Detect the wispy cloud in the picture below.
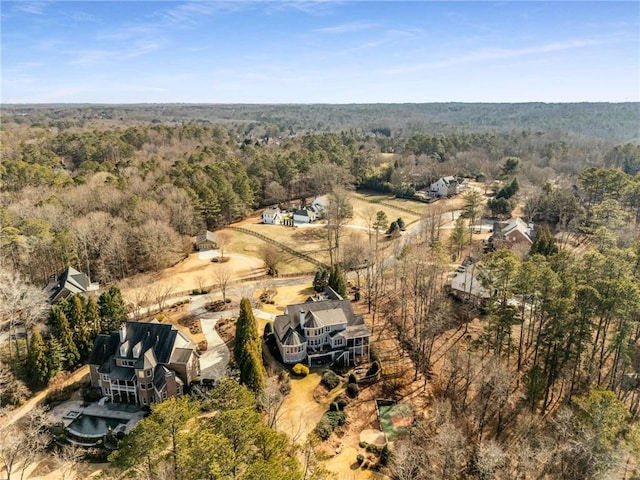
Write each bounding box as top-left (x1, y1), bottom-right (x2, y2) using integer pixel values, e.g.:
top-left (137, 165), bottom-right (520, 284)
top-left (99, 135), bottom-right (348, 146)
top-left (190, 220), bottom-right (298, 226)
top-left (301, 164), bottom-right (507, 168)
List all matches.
top-left (382, 39), bottom-right (599, 75)
top-left (69, 40), bottom-right (162, 65)
top-left (13, 1), bottom-right (51, 15)
top-left (315, 21), bottom-right (378, 34)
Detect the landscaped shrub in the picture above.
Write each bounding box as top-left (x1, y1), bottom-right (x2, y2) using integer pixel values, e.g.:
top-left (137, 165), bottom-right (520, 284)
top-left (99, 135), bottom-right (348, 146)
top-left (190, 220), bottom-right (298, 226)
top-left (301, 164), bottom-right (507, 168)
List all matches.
top-left (347, 382), bottom-right (359, 397)
top-left (329, 402), bottom-right (339, 412)
top-left (292, 363), bottom-right (309, 377)
top-left (336, 397), bottom-right (348, 411)
top-left (315, 416), bottom-right (334, 440)
top-left (321, 370), bottom-right (340, 390)
top-left (348, 373), bottom-right (357, 385)
top-left (366, 361), bottom-right (380, 377)
top-left (325, 410), bottom-right (347, 427)
top-left (81, 386), bottom-right (102, 402)
top-left (366, 443), bottom-right (380, 454)
top-left (356, 454), bottom-right (365, 465)
top-left (359, 441), bottom-right (368, 449)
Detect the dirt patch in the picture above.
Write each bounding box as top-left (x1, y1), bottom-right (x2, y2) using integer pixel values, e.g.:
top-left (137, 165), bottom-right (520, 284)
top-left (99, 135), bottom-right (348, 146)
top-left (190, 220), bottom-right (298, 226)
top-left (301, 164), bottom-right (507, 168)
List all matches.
top-left (275, 373), bottom-right (332, 443)
top-left (360, 429), bottom-right (386, 447)
top-left (243, 245), bottom-right (258, 252)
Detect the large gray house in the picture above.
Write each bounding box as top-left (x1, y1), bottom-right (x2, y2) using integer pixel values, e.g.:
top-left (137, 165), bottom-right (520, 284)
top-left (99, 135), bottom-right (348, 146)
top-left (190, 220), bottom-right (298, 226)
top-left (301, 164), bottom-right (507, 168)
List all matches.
top-left (88, 320), bottom-right (200, 406)
top-left (274, 288), bottom-right (370, 366)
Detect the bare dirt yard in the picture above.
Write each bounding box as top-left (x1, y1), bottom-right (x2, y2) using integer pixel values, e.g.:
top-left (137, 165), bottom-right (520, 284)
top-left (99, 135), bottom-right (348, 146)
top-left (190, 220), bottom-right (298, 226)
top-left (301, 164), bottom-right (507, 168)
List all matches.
top-left (119, 250), bottom-right (265, 306)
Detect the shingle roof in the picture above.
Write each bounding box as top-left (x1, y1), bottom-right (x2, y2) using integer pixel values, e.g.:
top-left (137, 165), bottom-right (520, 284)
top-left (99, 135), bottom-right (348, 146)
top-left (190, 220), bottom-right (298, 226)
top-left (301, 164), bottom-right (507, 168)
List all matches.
top-left (153, 365), bottom-right (171, 391)
top-left (170, 347), bottom-right (194, 364)
top-left (89, 333), bottom-right (119, 366)
top-left (196, 231), bottom-right (217, 244)
top-left (450, 267), bottom-right (490, 299)
top-left (274, 292), bottom-right (370, 346)
top-left (45, 267), bottom-right (95, 303)
top-left (116, 322), bottom-right (181, 364)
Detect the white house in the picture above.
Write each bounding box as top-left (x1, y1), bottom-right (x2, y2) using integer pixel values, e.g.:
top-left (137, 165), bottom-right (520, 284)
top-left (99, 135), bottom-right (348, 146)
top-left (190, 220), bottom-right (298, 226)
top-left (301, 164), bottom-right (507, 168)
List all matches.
top-left (262, 207), bottom-right (283, 225)
top-left (311, 195), bottom-right (330, 218)
top-left (430, 176), bottom-right (459, 198)
top-left (274, 288), bottom-right (371, 366)
top-left (293, 208), bottom-right (317, 223)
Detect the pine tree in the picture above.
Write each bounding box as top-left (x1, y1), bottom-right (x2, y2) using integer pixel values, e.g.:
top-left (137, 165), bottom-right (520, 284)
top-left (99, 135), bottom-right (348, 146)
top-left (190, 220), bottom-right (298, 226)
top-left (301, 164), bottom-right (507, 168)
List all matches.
top-left (234, 298), bottom-right (266, 395)
top-left (47, 337), bottom-right (66, 378)
top-left (85, 296), bottom-right (100, 337)
top-left (28, 327), bottom-right (50, 387)
top-left (51, 307), bottom-right (80, 370)
top-left (98, 286), bottom-right (128, 334)
top-left (328, 265), bottom-right (347, 297)
top-left (65, 294), bottom-right (93, 361)
top-left (530, 224), bottom-right (558, 257)
top-left (313, 267), bottom-right (329, 293)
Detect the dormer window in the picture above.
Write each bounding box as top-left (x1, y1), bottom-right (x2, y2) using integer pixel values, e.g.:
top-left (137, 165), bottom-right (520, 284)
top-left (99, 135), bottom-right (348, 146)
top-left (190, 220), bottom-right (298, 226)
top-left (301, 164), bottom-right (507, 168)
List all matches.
top-left (133, 342), bottom-right (142, 359)
top-left (120, 340), bottom-right (129, 358)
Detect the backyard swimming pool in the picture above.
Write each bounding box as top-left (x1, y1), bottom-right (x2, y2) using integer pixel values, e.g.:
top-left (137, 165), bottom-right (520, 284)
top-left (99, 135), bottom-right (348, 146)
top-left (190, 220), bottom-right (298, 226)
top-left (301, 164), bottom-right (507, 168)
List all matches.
top-left (66, 414), bottom-right (128, 445)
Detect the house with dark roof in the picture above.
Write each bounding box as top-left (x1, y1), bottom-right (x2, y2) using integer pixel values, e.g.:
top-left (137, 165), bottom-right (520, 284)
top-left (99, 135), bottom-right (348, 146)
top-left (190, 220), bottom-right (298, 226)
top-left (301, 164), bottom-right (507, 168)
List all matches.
top-left (293, 207), bottom-right (317, 224)
top-left (88, 320), bottom-right (200, 406)
top-left (274, 288), bottom-right (370, 366)
top-left (44, 266), bottom-right (99, 304)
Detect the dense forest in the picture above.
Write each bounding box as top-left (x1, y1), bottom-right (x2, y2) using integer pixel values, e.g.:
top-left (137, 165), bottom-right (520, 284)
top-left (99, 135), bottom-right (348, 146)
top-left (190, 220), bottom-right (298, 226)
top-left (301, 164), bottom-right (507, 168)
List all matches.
top-left (2, 104), bottom-right (639, 286)
top-left (4, 103), bottom-right (640, 141)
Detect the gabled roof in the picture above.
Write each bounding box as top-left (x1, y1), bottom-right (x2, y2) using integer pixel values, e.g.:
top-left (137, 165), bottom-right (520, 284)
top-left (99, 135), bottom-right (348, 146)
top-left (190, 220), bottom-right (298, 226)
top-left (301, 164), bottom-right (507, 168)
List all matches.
top-left (493, 218), bottom-right (533, 244)
top-left (196, 231), bottom-right (217, 244)
top-left (170, 347), bottom-right (194, 364)
top-left (89, 333), bottom-right (120, 366)
top-left (153, 365), bottom-right (171, 391)
top-left (294, 209), bottom-right (310, 217)
top-left (45, 266), bottom-right (97, 303)
top-left (450, 266), bottom-right (490, 299)
top-left (263, 207), bottom-right (281, 215)
top-left (274, 289), bottom-right (369, 346)
top-left (115, 322), bottom-right (184, 364)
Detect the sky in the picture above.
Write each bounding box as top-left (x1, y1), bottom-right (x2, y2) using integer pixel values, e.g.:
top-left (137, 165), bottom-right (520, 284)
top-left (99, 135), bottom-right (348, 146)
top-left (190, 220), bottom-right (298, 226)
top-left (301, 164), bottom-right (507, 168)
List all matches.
top-left (1, 1), bottom-right (639, 103)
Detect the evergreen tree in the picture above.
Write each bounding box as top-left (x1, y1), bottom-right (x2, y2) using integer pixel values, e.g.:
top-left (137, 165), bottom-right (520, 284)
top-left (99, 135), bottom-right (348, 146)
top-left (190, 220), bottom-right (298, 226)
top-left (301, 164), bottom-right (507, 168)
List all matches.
top-left (65, 294), bottom-right (93, 361)
top-left (98, 286), bottom-right (128, 334)
top-left (234, 298), bottom-right (266, 396)
top-left (530, 224), bottom-right (559, 257)
top-left (387, 221), bottom-right (400, 237)
top-left (312, 267), bottom-right (329, 293)
top-left (52, 307), bottom-right (80, 369)
top-left (85, 296), bottom-right (100, 337)
top-left (28, 327), bottom-right (50, 387)
top-left (396, 217), bottom-right (406, 230)
top-left (47, 337), bottom-right (66, 377)
top-left (328, 264), bottom-right (347, 297)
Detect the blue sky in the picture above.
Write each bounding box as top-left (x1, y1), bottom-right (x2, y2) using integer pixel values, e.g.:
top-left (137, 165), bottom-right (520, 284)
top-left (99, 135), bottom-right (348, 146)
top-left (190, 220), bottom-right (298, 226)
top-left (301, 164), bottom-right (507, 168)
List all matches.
top-left (2, 1), bottom-right (639, 103)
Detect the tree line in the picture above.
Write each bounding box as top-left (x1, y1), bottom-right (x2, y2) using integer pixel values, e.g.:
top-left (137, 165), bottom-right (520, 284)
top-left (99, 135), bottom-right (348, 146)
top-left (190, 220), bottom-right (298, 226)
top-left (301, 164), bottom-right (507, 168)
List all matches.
top-left (28, 288), bottom-right (127, 388)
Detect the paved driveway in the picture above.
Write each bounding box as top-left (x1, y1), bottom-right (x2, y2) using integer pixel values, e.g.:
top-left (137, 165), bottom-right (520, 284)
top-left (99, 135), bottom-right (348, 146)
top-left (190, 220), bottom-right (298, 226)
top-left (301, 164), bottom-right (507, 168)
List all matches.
top-left (198, 316), bottom-right (231, 380)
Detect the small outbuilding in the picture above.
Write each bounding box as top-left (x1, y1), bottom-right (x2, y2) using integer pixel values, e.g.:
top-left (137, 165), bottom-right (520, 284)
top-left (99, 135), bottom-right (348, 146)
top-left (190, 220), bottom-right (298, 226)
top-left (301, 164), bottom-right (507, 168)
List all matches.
top-left (195, 231), bottom-right (218, 251)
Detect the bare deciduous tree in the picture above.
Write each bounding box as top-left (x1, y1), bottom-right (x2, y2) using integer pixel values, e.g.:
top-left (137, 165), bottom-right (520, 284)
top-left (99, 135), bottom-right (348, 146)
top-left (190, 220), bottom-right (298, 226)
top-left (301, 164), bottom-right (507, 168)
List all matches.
top-left (259, 244), bottom-right (286, 276)
top-left (214, 263), bottom-right (233, 303)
